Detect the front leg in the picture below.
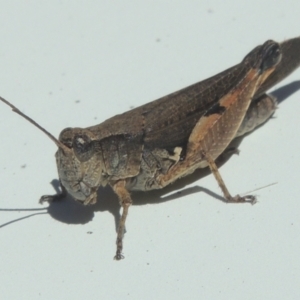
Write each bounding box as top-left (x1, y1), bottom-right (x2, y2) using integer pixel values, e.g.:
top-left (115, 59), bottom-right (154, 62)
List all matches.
top-left (111, 180), bottom-right (133, 260)
top-left (39, 180), bottom-right (68, 204)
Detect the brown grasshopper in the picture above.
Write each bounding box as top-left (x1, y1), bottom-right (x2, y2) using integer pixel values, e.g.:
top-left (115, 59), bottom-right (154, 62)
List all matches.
top-left (1, 37), bottom-right (300, 260)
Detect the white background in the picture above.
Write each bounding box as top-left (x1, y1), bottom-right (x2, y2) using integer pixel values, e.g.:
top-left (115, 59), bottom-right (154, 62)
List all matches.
top-left (0, 1), bottom-right (299, 299)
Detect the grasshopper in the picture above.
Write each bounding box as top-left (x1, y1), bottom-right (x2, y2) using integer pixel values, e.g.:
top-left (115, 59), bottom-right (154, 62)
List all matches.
top-left (1, 37), bottom-right (300, 260)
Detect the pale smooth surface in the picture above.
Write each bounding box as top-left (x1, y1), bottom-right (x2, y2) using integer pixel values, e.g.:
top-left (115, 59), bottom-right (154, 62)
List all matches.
top-left (0, 1), bottom-right (300, 300)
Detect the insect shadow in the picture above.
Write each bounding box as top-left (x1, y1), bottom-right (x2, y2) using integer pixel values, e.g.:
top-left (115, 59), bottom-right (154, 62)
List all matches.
top-left (1, 81), bottom-right (300, 231)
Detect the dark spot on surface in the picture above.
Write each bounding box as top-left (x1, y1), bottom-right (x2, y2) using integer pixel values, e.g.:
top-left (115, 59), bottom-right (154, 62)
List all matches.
top-left (75, 100), bottom-right (80, 103)
top-left (204, 103), bottom-right (226, 116)
top-left (21, 164), bottom-right (26, 169)
top-left (87, 231), bottom-right (93, 234)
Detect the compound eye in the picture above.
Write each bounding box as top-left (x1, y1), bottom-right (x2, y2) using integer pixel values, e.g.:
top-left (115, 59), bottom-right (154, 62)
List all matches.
top-left (73, 134), bottom-right (94, 161)
top-left (59, 128), bottom-right (74, 148)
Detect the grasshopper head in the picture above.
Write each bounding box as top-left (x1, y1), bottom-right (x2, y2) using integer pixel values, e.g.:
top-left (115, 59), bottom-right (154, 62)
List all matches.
top-left (0, 96), bottom-right (107, 205)
top-left (56, 127), bottom-right (106, 205)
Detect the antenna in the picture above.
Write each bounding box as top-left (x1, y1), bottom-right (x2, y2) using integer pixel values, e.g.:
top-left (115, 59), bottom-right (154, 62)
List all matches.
top-left (0, 96), bottom-right (71, 153)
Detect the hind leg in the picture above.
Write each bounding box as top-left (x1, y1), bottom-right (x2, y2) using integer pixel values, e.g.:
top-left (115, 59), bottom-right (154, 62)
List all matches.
top-left (156, 93), bottom-right (277, 203)
top-left (236, 93), bottom-right (277, 137)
